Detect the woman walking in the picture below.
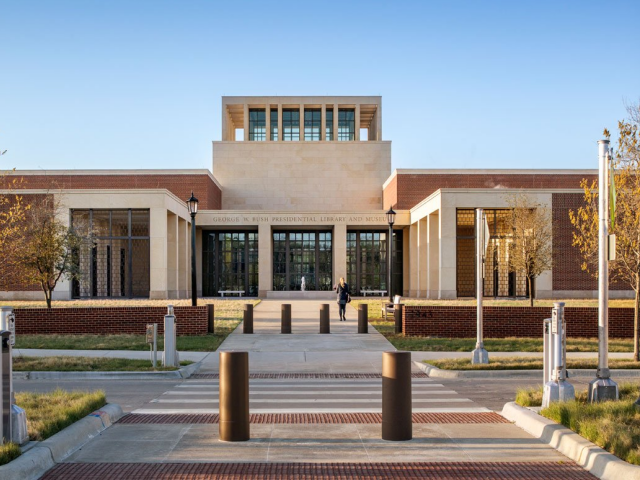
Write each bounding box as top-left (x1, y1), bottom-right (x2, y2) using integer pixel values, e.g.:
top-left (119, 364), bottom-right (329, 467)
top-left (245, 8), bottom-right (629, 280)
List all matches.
top-left (335, 277), bottom-right (350, 321)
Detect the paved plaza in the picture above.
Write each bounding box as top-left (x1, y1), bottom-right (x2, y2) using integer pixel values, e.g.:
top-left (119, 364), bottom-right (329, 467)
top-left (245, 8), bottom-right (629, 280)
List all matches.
top-left (28, 300), bottom-right (597, 478)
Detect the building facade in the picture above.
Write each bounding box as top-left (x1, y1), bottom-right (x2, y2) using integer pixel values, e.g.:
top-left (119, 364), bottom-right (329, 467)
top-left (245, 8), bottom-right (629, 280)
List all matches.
top-left (1, 96), bottom-right (629, 300)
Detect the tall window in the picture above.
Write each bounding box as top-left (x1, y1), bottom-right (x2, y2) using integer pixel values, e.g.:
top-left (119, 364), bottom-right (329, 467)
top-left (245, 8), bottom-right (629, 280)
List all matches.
top-left (71, 209), bottom-right (150, 298)
top-left (338, 108), bottom-right (355, 141)
top-left (304, 109), bottom-right (321, 141)
top-left (325, 108), bottom-right (333, 140)
top-left (249, 109), bottom-right (266, 141)
top-left (270, 109), bottom-right (278, 141)
top-left (282, 109), bottom-right (300, 141)
top-left (202, 231), bottom-right (259, 296)
top-left (272, 231), bottom-right (332, 291)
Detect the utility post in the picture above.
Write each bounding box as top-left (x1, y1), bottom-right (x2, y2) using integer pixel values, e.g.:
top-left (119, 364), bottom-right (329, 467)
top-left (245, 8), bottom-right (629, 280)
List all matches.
top-left (588, 139), bottom-right (619, 402)
top-left (472, 208), bottom-right (489, 364)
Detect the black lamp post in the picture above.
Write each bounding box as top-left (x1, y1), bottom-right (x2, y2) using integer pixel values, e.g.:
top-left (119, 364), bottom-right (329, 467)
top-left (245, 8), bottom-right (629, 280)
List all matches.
top-left (187, 192), bottom-right (199, 306)
top-left (386, 206), bottom-right (396, 303)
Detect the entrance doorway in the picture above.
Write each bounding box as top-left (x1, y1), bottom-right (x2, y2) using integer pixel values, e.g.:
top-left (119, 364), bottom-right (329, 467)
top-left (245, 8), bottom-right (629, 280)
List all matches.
top-left (273, 231), bottom-right (332, 291)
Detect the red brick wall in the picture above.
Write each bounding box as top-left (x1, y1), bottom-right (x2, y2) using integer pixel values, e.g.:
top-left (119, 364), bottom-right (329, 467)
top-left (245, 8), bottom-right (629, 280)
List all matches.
top-left (14, 306), bottom-right (208, 336)
top-left (4, 173), bottom-right (222, 210)
top-left (552, 192), bottom-right (628, 291)
top-left (383, 173), bottom-right (596, 210)
top-left (402, 305), bottom-right (633, 338)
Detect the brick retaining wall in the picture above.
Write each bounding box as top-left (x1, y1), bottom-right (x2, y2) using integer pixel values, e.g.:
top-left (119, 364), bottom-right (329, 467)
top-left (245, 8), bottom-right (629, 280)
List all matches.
top-left (14, 306), bottom-right (209, 336)
top-left (402, 305), bottom-right (634, 338)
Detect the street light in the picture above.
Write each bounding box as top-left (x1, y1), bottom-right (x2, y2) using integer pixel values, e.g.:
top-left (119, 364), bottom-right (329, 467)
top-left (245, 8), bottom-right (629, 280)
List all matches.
top-left (187, 192), bottom-right (199, 307)
top-left (386, 207), bottom-right (396, 304)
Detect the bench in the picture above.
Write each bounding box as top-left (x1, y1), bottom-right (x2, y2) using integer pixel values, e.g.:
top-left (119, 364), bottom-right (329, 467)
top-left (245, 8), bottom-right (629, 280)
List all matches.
top-left (360, 289), bottom-right (387, 297)
top-left (218, 290), bottom-right (245, 297)
top-left (382, 295), bottom-right (402, 320)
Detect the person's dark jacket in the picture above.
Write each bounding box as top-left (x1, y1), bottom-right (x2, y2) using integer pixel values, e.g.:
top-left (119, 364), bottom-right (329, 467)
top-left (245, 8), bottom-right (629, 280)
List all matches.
top-left (336, 283), bottom-right (350, 302)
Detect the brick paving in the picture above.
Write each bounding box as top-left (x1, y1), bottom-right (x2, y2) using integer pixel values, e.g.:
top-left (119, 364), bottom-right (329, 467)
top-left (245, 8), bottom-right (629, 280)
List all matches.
top-left (190, 372), bottom-right (429, 379)
top-left (118, 412), bottom-right (508, 425)
top-left (42, 462), bottom-right (595, 479)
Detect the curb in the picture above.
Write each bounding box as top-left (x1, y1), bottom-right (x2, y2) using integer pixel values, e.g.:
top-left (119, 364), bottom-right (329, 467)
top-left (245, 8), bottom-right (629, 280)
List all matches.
top-left (0, 403), bottom-right (123, 480)
top-left (13, 360), bottom-right (203, 380)
top-left (412, 361), bottom-right (640, 378)
top-left (501, 401), bottom-right (640, 480)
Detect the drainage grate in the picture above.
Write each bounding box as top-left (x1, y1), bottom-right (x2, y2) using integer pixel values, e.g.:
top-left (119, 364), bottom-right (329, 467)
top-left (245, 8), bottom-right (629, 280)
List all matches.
top-left (118, 412), bottom-right (508, 425)
top-left (190, 373), bottom-right (428, 379)
top-left (42, 462), bottom-right (595, 479)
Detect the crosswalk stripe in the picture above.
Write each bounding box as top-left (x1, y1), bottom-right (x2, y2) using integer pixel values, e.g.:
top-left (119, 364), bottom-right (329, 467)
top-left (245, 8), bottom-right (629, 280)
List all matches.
top-left (150, 398), bottom-right (473, 404)
top-left (164, 389), bottom-right (447, 395)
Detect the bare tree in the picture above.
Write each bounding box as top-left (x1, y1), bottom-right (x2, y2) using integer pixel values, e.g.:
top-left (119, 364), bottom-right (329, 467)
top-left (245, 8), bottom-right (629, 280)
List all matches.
top-left (505, 193), bottom-right (553, 307)
top-left (16, 194), bottom-right (89, 308)
top-left (570, 102), bottom-right (640, 360)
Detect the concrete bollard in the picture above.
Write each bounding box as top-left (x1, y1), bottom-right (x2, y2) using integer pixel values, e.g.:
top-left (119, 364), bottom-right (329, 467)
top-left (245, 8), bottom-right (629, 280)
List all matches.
top-left (382, 351), bottom-right (412, 441)
top-left (281, 304), bottom-right (292, 334)
top-left (219, 351), bottom-right (250, 442)
top-left (319, 304), bottom-right (330, 334)
top-left (358, 304), bottom-right (368, 334)
top-left (207, 304), bottom-right (214, 334)
top-left (394, 305), bottom-right (403, 334)
top-left (243, 304), bottom-right (253, 334)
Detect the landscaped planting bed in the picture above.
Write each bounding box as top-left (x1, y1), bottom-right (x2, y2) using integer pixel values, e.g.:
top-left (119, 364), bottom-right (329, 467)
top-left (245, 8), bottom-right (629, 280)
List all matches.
top-left (425, 357), bottom-right (640, 370)
top-left (0, 389), bottom-right (106, 466)
top-left (515, 383), bottom-right (640, 465)
top-left (13, 356), bottom-right (192, 372)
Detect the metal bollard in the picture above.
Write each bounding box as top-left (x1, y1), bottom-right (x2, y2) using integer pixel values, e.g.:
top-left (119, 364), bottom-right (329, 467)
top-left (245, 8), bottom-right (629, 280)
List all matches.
top-left (1, 330), bottom-right (12, 444)
top-left (394, 305), bottom-right (403, 334)
top-left (382, 351), bottom-right (412, 441)
top-left (358, 304), bottom-right (368, 334)
top-left (281, 304), bottom-right (292, 334)
top-left (207, 304), bottom-right (214, 334)
top-left (243, 304), bottom-right (253, 334)
top-left (319, 304), bottom-right (330, 334)
top-left (542, 303), bottom-right (574, 407)
top-left (219, 351), bottom-right (250, 442)
top-left (0, 307), bottom-right (15, 347)
top-left (543, 318), bottom-right (552, 384)
top-left (162, 305), bottom-right (179, 367)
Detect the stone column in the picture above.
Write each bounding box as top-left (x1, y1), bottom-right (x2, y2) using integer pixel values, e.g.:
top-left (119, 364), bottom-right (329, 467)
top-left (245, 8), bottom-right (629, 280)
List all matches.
top-left (333, 104), bottom-right (339, 142)
top-left (177, 217), bottom-right (187, 298)
top-left (167, 213), bottom-right (178, 299)
top-left (277, 104), bottom-right (282, 141)
top-left (243, 104), bottom-right (249, 141)
top-left (265, 105), bottom-right (271, 142)
top-left (333, 224), bottom-right (347, 286)
top-left (321, 105), bottom-right (326, 141)
top-left (149, 207), bottom-right (168, 299)
top-left (418, 218), bottom-right (428, 298)
top-left (299, 104), bottom-right (305, 141)
top-left (196, 226), bottom-right (202, 297)
top-left (409, 223), bottom-right (418, 297)
top-left (403, 227), bottom-right (410, 297)
top-left (427, 214), bottom-right (439, 299)
top-left (355, 104), bottom-right (361, 141)
top-left (439, 208), bottom-right (456, 299)
top-left (376, 102), bottom-right (382, 140)
top-left (258, 223), bottom-right (272, 296)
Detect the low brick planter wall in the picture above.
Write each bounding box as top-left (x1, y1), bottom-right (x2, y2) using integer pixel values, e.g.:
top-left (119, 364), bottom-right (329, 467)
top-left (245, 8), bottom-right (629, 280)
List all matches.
top-left (402, 305), bottom-right (634, 338)
top-left (14, 306), bottom-right (209, 336)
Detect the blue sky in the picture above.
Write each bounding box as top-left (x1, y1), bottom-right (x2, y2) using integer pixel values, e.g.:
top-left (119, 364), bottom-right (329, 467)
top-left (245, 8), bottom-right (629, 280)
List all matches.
top-left (1, 0), bottom-right (638, 172)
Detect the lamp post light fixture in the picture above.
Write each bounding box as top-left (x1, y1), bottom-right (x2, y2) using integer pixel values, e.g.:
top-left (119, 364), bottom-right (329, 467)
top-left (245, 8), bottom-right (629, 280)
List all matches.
top-left (187, 192), bottom-right (199, 307)
top-left (386, 207), bottom-right (396, 304)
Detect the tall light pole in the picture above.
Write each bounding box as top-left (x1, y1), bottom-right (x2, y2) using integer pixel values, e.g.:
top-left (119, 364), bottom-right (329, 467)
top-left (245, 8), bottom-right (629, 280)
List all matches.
top-left (187, 192), bottom-right (199, 307)
top-left (472, 208), bottom-right (489, 364)
top-left (588, 140), bottom-right (619, 402)
top-left (386, 207), bottom-right (396, 304)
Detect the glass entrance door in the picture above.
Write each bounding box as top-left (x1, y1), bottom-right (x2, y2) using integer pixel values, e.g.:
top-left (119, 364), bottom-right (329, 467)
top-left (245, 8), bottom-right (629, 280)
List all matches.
top-left (273, 231), bottom-right (332, 291)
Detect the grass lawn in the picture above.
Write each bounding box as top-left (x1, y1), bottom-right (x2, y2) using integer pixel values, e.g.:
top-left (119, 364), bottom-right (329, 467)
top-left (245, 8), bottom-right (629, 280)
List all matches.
top-left (369, 320), bottom-right (633, 352)
top-left (13, 299), bottom-right (253, 352)
top-left (7, 298), bottom-right (261, 309)
top-left (0, 389), bottom-right (105, 466)
top-left (352, 298), bottom-right (635, 311)
top-left (516, 383), bottom-right (640, 465)
top-left (425, 357), bottom-right (640, 370)
top-left (13, 356), bottom-right (193, 372)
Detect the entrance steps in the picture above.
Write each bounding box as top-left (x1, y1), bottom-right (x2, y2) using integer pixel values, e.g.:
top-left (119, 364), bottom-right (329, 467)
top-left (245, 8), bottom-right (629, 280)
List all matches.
top-left (266, 291), bottom-right (336, 300)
